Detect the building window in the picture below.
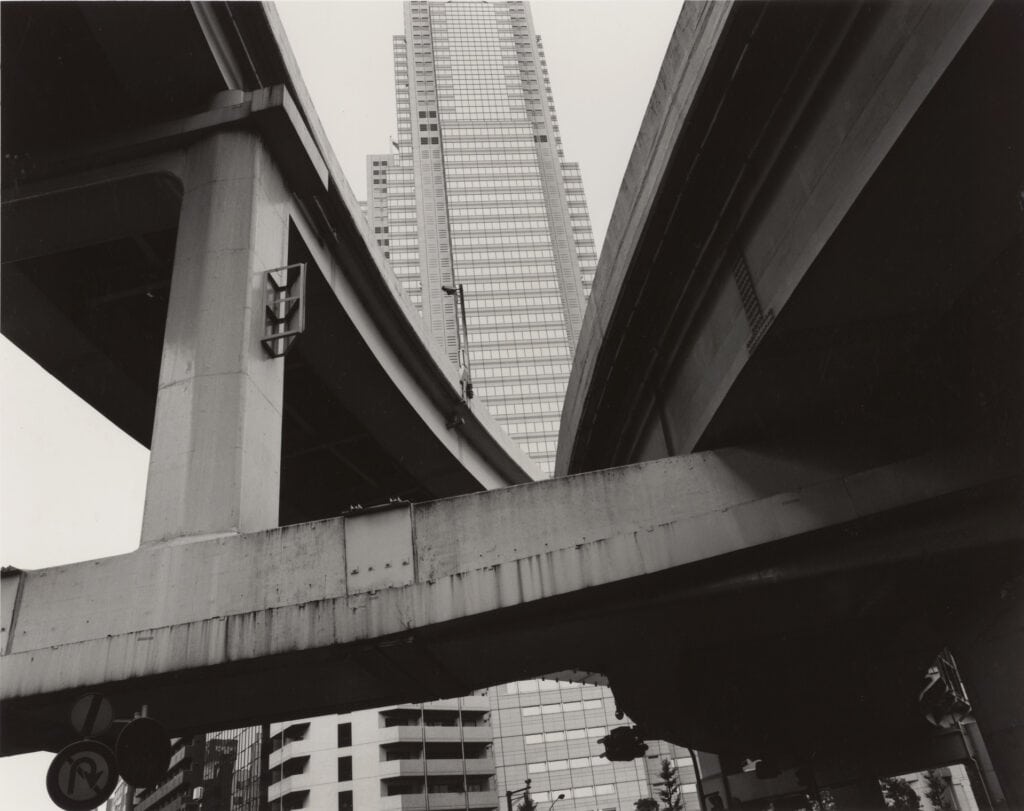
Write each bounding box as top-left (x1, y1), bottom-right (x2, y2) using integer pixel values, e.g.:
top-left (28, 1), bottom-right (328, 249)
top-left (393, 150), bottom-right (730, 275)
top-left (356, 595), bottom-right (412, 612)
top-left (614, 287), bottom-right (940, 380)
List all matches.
top-left (338, 756), bottom-right (353, 782)
top-left (339, 790), bottom-right (354, 811)
top-left (337, 723), bottom-right (352, 748)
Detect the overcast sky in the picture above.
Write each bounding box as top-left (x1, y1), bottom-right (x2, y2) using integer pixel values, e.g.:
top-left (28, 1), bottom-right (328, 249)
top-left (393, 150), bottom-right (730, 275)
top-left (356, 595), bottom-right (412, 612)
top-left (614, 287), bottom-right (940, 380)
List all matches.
top-left (0, 2), bottom-right (681, 806)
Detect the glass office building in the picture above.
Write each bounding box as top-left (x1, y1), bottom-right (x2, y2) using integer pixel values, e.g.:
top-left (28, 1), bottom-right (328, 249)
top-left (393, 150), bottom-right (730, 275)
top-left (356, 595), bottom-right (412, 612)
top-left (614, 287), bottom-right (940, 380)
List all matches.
top-left (366, 0), bottom-right (598, 475)
top-left (492, 679), bottom-right (700, 811)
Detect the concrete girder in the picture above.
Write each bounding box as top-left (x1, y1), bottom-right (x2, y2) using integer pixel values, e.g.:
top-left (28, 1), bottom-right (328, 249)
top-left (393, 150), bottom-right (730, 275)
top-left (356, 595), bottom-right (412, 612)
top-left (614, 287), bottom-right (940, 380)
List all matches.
top-left (2, 83), bottom-right (538, 527)
top-left (1, 439), bottom-right (1018, 756)
top-left (557, 0), bottom-right (996, 473)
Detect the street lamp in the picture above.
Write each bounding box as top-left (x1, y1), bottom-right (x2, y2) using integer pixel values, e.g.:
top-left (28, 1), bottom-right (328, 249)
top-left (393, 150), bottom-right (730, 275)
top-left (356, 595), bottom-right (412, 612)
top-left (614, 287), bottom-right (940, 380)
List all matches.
top-left (506, 778), bottom-right (532, 811)
top-left (547, 793), bottom-right (566, 811)
top-left (441, 283), bottom-right (473, 399)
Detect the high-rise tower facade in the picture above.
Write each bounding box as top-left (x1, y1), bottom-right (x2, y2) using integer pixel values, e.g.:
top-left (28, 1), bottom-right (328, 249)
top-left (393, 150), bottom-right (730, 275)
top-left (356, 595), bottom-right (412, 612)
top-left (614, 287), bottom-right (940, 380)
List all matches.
top-left (370, 0), bottom-right (598, 475)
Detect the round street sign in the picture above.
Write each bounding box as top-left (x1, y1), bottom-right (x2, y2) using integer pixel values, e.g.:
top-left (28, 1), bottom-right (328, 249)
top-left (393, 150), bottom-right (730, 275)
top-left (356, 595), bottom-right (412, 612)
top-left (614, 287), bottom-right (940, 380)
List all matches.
top-left (46, 740), bottom-right (119, 811)
top-left (70, 693), bottom-right (113, 738)
top-left (116, 716), bottom-right (171, 788)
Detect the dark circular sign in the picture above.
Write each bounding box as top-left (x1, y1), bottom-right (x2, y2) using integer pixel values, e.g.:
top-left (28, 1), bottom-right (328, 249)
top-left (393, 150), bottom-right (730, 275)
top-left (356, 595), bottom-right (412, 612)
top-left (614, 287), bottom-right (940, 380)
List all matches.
top-left (115, 716), bottom-right (171, 788)
top-left (69, 693), bottom-right (113, 738)
top-left (46, 740), bottom-right (118, 810)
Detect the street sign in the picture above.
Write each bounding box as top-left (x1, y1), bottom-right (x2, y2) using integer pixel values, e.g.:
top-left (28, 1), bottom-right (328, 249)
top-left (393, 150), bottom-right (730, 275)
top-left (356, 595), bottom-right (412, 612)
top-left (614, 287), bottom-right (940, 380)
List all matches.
top-left (116, 716), bottom-right (171, 788)
top-left (69, 693), bottom-right (113, 738)
top-left (46, 740), bottom-right (118, 810)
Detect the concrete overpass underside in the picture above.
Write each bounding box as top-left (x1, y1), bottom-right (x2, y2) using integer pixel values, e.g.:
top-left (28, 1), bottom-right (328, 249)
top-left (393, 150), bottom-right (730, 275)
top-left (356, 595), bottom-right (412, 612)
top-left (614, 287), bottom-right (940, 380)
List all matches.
top-left (555, 0), bottom-right (1023, 799)
top-left (2, 3), bottom-right (536, 533)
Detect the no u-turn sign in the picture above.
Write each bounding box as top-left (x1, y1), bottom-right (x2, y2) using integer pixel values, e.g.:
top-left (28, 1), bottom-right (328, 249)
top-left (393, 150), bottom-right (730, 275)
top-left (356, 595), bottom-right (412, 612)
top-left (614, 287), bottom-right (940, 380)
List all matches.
top-left (45, 740), bottom-right (119, 810)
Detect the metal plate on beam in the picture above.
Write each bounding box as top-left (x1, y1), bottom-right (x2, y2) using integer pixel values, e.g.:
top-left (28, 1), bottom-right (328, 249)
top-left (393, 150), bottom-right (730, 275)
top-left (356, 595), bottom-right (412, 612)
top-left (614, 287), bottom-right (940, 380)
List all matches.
top-left (346, 504), bottom-right (414, 594)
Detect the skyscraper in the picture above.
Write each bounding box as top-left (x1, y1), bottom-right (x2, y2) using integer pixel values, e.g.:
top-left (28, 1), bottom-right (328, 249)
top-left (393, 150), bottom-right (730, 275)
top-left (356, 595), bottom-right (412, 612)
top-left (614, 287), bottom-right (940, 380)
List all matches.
top-left (349, 6), bottom-right (699, 811)
top-left (365, 0), bottom-right (598, 475)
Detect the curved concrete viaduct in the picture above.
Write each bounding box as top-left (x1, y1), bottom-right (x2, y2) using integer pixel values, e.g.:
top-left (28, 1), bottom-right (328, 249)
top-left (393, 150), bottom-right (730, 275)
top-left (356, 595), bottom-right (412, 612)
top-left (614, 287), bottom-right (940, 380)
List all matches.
top-left (2, 1), bottom-right (1022, 806)
top-left (557, 0), bottom-right (1023, 802)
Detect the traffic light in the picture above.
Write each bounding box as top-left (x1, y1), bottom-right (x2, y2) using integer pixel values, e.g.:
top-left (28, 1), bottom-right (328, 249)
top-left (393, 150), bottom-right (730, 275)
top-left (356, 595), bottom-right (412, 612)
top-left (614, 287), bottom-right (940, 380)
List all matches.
top-left (597, 727), bottom-right (649, 761)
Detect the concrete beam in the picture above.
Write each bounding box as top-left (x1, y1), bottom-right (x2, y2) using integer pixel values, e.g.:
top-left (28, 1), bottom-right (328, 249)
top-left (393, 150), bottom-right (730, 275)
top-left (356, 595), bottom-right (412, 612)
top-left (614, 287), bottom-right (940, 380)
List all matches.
top-left (2, 439), bottom-right (1017, 755)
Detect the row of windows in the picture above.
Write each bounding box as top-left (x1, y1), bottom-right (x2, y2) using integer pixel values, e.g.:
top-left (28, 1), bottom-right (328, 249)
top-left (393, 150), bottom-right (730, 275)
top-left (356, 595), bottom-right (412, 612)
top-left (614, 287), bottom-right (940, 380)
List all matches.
top-left (531, 786), bottom-right (622, 803)
top-left (450, 205), bottom-right (548, 217)
top-left (453, 233), bottom-right (550, 246)
top-left (453, 247), bottom-right (552, 260)
top-left (477, 381), bottom-right (567, 397)
top-left (528, 756), bottom-right (606, 774)
top-left (519, 440), bottom-right (558, 455)
top-left (473, 328), bottom-right (567, 343)
top-left (454, 265), bottom-right (559, 279)
top-left (446, 165), bottom-right (540, 177)
top-left (450, 195), bottom-right (547, 207)
top-left (490, 400), bottom-right (563, 417)
top-left (470, 346), bottom-right (569, 362)
top-left (447, 179), bottom-right (543, 191)
top-left (451, 218), bottom-right (548, 231)
top-left (444, 152), bottom-right (538, 164)
top-left (474, 363), bottom-right (571, 380)
top-left (442, 125), bottom-right (534, 136)
top-left (465, 294), bottom-right (562, 309)
top-left (502, 420), bottom-right (561, 435)
top-left (467, 311), bottom-right (565, 326)
top-left (464, 278), bottom-right (559, 293)
top-left (521, 698), bottom-right (605, 715)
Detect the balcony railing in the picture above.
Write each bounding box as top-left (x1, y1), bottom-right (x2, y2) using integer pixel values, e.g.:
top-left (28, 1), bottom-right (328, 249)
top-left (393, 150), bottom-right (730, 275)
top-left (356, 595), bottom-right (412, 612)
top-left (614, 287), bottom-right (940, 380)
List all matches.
top-left (380, 757), bottom-right (496, 779)
top-left (381, 790), bottom-right (499, 811)
top-left (380, 726), bottom-right (493, 745)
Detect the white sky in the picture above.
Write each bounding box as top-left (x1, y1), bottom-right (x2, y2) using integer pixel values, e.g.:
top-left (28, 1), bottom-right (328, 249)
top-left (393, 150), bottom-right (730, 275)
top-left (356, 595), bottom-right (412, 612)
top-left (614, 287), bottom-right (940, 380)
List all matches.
top-left (0, 1), bottom-right (681, 805)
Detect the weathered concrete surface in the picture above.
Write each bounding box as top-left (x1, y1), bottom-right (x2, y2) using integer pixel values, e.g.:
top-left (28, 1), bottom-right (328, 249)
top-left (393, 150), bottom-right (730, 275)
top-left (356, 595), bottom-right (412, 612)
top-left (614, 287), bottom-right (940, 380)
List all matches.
top-left (141, 130), bottom-right (289, 543)
top-left (2, 439), bottom-right (1018, 755)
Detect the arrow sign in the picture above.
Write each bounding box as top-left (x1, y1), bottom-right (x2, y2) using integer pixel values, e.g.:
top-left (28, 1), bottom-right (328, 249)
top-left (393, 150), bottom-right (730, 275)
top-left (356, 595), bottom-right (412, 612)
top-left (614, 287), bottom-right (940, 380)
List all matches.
top-left (69, 693), bottom-right (113, 738)
top-left (46, 740), bottom-right (119, 810)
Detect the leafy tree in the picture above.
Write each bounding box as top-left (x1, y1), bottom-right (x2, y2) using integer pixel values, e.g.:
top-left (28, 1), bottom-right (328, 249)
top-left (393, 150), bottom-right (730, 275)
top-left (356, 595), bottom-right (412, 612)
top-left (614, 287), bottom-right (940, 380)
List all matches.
top-left (517, 795), bottom-right (537, 811)
top-left (923, 770), bottom-right (951, 811)
top-left (636, 798), bottom-right (659, 811)
top-left (806, 789), bottom-right (837, 811)
top-left (657, 759), bottom-right (682, 811)
top-left (881, 777), bottom-right (922, 811)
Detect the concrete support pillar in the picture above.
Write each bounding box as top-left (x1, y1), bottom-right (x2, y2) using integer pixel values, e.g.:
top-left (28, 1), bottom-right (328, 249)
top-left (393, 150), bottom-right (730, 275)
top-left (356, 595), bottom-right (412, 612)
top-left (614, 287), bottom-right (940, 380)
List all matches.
top-left (141, 130), bottom-right (289, 544)
top-left (953, 577), bottom-right (1024, 810)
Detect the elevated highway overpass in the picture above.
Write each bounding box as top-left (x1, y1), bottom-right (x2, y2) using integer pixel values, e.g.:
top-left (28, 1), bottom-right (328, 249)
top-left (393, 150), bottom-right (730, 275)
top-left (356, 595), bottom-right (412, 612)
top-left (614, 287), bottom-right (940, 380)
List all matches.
top-left (2, 0), bottom-right (1021, 806)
